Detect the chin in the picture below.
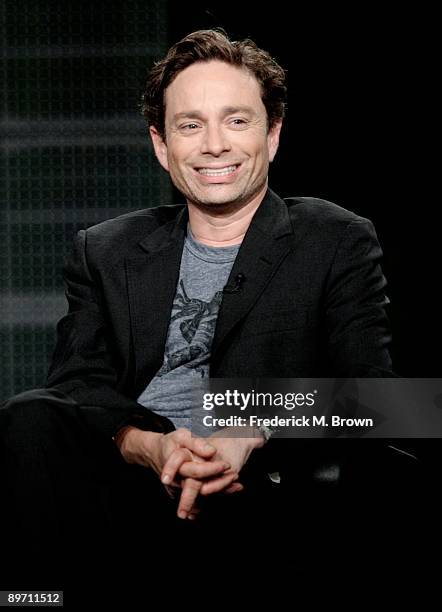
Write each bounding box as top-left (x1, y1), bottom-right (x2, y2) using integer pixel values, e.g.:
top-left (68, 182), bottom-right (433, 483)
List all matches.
top-left (193, 188), bottom-right (248, 208)
top-left (192, 199), bottom-right (236, 211)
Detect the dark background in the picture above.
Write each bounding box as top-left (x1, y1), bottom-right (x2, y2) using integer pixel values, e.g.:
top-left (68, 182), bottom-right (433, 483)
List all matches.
top-left (1, 0), bottom-right (439, 400)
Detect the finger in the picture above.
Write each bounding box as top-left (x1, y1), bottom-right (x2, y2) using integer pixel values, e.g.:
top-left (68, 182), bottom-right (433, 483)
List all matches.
top-left (177, 478), bottom-right (202, 519)
top-left (191, 436), bottom-right (217, 458)
top-left (178, 459), bottom-right (230, 480)
top-left (161, 447), bottom-right (193, 485)
top-left (224, 482), bottom-right (244, 494)
top-left (200, 472), bottom-right (239, 496)
top-left (174, 429), bottom-right (216, 458)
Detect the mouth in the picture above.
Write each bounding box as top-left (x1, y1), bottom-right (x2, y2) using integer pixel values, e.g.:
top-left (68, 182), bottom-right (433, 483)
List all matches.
top-left (194, 164), bottom-right (241, 178)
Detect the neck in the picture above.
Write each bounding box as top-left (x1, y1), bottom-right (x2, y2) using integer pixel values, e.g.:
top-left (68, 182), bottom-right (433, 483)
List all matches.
top-left (187, 187), bottom-right (266, 247)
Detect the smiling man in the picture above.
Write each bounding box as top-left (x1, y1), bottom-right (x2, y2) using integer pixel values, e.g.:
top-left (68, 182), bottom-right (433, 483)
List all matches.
top-left (1, 30), bottom-right (393, 584)
top-left (149, 60), bottom-right (281, 225)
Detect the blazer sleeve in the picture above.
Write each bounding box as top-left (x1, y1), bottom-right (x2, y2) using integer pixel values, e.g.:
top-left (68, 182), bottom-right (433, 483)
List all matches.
top-left (324, 218), bottom-right (393, 376)
top-left (46, 229), bottom-right (175, 439)
top-left (261, 218), bottom-right (395, 476)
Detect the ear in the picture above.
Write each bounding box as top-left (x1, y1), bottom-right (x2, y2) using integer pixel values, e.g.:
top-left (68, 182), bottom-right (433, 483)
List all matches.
top-left (149, 126), bottom-right (169, 172)
top-left (267, 120), bottom-right (283, 162)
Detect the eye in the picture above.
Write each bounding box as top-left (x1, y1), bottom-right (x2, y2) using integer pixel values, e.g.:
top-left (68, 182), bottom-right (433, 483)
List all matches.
top-left (180, 123), bottom-right (200, 131)
top-left (229, 118), bottom-right (248, 128)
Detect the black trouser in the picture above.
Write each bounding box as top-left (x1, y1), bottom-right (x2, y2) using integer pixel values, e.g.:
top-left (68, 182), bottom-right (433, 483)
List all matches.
top-left (1, 388), bottom-right (435, 599)
top-left (0, 388), bottom-right (290, 594)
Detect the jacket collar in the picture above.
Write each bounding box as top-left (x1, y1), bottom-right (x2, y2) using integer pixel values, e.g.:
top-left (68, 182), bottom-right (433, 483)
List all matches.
top-left (138, 206), bottom-right (188, 254)
top-left (136, 186), bottom-right (293, 254)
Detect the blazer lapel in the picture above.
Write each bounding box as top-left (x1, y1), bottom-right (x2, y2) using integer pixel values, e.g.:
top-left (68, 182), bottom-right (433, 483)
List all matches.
top-left (125, 208), bottom-right (187, 396)
top-left (211, 189), bottom-right (294, 367)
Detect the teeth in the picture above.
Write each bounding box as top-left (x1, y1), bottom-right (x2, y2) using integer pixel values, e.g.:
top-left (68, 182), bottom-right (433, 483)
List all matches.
top-left (197, 165), bottom-right (237, 176)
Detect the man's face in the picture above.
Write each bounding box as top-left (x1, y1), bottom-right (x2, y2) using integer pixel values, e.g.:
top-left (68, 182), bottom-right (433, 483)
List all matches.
top-left (150, 60), bottom-right (282, 211)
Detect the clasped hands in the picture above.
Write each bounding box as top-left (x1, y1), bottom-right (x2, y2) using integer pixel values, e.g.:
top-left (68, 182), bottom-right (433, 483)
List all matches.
top-left (117, 426), bottom-right (264, 520)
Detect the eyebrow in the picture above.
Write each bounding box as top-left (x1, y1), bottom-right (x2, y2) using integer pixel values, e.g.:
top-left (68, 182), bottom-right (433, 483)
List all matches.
top-left (172, 106), bottom-right (256, 121)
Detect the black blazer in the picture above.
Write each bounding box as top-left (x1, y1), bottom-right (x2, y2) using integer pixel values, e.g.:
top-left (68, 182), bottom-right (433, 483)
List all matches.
top-left (46, 188), bottom-right (392, 440)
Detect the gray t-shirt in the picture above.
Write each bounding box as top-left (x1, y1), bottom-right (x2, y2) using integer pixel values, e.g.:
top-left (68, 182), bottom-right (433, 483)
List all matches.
top-left (137, 226), bottom-right (240, 429)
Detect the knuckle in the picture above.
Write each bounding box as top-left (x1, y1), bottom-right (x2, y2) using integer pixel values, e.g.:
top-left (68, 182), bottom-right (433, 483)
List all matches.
top-left (181, 497), bottom-right (195, 511)
top-left (175, 428), bottom-right (188, 441)
top-left (173, 448), bottom-right (186, 463)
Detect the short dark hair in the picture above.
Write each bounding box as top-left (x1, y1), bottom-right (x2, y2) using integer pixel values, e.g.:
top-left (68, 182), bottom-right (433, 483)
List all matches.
top-left (142, 29), bottom-right (286, 139)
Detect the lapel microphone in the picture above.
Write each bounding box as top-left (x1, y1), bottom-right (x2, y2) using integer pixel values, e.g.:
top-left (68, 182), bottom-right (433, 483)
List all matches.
top-left (223, 273), bottom-right (246, 294)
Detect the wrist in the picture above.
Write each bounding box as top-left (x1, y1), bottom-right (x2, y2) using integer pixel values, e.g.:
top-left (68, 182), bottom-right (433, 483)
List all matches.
top-left (254, 423), bottom-right (274, 444)
top-left (113, 425), bottom-right (137, 451)
top-left (233, 426), bottom-right (266, 449)
top-left (140, 430), bottom-right (164, 469)
top-left (250, 428), bottom-right (266, 448)
top-left (115, 426), bottom-right (163, 468)
top-left (212, 425), bottom-right (266, 448)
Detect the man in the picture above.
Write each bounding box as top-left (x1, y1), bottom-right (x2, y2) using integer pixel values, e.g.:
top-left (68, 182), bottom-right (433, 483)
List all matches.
top-left (0, 29), bottom-right (393, 585)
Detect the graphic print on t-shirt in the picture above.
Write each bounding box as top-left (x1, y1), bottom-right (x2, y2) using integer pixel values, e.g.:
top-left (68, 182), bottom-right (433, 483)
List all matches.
top-left (156, 280), bottom-right (223, 377)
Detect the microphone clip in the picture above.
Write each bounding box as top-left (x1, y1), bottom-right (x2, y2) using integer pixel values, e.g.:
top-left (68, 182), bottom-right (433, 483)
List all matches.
top-left (223, 273), bottom-right (246, 294)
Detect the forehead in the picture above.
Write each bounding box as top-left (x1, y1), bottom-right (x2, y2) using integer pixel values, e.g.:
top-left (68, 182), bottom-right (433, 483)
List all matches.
top-left (164, 60), bottom-right (264, 116)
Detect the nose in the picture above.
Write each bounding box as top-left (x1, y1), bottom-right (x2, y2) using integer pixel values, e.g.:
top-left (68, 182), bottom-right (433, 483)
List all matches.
top-left (200, 124), bottom-right (231, 157)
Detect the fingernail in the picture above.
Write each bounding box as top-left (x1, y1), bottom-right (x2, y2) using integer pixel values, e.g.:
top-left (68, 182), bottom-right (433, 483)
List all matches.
top-left (162, 474), bottom-right (171, 484)
top-left (223, 463), bottom-right (231, 470)
top-left (178, 511), bottom-right (187, 520)
top-left (204, 444), bottom-right (214, 451)
top-left (188, 514), bottom-right (196, 520)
